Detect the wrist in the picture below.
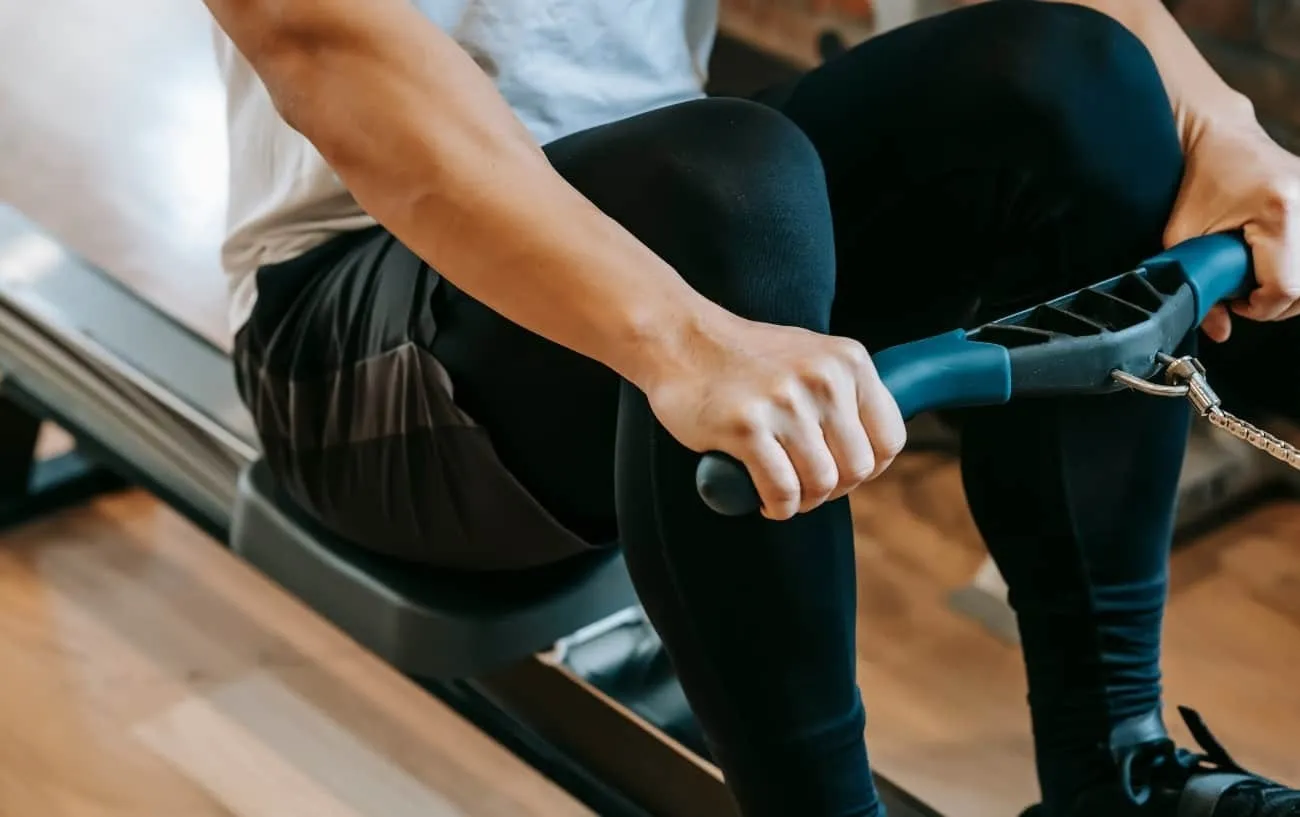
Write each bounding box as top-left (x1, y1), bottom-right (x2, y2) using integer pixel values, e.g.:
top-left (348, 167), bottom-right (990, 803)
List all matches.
top-left (608, 288), bottom-right (730, 393)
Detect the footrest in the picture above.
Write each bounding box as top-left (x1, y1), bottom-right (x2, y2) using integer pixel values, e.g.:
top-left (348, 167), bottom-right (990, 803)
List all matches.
top-left (231, 460), bottom-right (638, 680)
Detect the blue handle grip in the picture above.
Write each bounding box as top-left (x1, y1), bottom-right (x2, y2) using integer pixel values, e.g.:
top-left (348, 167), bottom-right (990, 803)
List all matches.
top-left (694, 232), bottom-right (1255, 517)
top-left (871, 330), bottom-right (1013, 420)
top-left (1148, 231), bottom-right (1254, 323)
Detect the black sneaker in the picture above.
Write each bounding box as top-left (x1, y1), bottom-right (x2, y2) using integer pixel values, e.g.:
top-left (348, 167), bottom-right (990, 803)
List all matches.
top-left (1019, 706), bottom-right (1300, 817)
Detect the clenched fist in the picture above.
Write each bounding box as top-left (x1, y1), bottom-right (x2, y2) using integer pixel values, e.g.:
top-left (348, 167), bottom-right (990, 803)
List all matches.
top-left (1166, 116), bottom-right (1300, 342)
top-left (641, 311), bottom-right (907, 521)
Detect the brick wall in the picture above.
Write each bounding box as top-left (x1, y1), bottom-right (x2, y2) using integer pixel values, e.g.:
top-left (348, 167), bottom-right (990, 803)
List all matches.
top-left (1168, 0), bottom-right (1300, 153)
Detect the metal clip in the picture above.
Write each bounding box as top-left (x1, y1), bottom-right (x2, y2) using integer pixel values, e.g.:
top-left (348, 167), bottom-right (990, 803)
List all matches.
top-left (1112, 353), bottom-right (1300, 472)
top-left (1110, 354), bottom-right (1222, 415)
top-left (1158, 353), bottom-right (1222, 416)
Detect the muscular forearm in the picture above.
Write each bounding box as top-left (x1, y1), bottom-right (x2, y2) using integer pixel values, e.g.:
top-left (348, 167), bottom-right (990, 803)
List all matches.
top-left (1047, 0), bottom-right (1256, 143)
top-left (205, 0), bottom-right (715, 388)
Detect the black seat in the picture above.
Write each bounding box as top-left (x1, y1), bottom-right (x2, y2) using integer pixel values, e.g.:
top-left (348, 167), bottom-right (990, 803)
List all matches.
top-left (230, 459), bottom-right (639, 680)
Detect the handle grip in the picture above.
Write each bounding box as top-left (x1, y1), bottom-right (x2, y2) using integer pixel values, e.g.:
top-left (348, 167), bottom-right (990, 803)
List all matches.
top-left (1149, 231), bottom-right (1254, 323)
top-left (695, 232), bottom-right (1256, 517)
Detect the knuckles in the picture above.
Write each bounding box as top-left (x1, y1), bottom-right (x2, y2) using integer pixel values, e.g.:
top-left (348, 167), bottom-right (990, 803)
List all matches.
top-left (876, 430), bottom-right (907, 462)
top-left (798, 342), bottom-right (870, 403)
top-left (798, 365), bottom-right (839, 402)
top-left (806, 464), bottom-right (840, 498)
top-left (842, 459), bottom-right (877, 488)
top-left (766, 482), bottom-right (801, 510)
top-left (725, 404), bottom-right (769, 442)
top-left (769, 379), bottom-right (804, 413)
top-left (836, 338), bottom-right (874, 369)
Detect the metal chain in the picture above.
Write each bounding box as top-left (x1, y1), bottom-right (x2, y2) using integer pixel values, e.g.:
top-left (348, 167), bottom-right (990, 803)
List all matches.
top-left (1112, 353), bottom-right (1300, 471)
top-left (1204, 407), bottom-right (1300, 470)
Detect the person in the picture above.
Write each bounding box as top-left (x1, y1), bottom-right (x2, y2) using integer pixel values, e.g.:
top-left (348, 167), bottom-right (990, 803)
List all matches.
top-left (203, 0), bottom-right (1300, 814)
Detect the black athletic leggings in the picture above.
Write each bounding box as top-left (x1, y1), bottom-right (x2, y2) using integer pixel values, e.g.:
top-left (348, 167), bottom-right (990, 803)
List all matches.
top-left (239, 4), bottom-right (1191, 815)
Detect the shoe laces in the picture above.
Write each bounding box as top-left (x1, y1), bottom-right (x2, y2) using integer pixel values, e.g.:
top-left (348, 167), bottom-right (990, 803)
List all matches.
top-left (1117, 706), bottom-right (1257, 807)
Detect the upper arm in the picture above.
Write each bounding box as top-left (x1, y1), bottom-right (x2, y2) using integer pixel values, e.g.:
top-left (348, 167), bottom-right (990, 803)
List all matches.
top-left (203, 0), bottom-right (296, 65)
top-left (201, 0), bottom-right (532, 162)
top-left (201, 0), bottom-right (419, 130)
top-left (202, 0), bottom-right (401, 74)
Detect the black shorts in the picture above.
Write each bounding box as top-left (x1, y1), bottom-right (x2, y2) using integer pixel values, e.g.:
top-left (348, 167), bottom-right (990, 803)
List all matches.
top-left (232, 227), bottom-right (597, 571)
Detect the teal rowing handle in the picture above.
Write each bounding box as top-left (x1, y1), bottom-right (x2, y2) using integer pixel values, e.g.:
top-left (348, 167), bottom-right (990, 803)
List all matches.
top-left (695, 232), bottom-right (1255, 517)
top-left (1148, 231), bottom-right (1254, 323)
top-left (870, 331), bottom-right (1012, 420)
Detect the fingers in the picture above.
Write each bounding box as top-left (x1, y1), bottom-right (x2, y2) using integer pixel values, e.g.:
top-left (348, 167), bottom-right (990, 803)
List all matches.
top-left (748, 341), bottom-right (905, 521)
top-left (742, 433), bottom-right (803, 522)
top-left (1237, 235), bottom-right (1300, 323)
top-left (764, 374), bottom-right (846, 519)
top-left (857, 367), bottom-right (907, 479)
top-left (819, 403), bottom-right (874, 504)
top-left (812, 361), bottom-right (876, 504)
top-left (783, 344), bottom-right (904, 516)
top-left (775, 412), bottom-right (840, 517)
top-left (1234, 190), bottom-right (1300, 323)
top-left (735, 392), bottom-right (850, 522)
top-left (1200, 304), bottom-right (1232, 343)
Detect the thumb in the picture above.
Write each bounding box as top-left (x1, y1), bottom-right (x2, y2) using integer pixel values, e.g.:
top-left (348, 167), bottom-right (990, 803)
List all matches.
top-left (1200, 303), bottom-right (1232, 343)
top-left (1238, 221), bottom-right (1300, 322)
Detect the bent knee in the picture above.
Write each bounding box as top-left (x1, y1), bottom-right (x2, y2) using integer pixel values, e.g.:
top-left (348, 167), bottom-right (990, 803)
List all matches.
top-left (654, 97), bottom-right (824, 182)
top-left (963, 2), bottom-right (1171, 129)
top-left (576, 98), bottom-right (827, 222)
top-left (945, 2), bottom-right (1182, 220)
top-left (972, 2), bottom-right (1158, 84)
top-left (551, 98), bottom-right (836, 323)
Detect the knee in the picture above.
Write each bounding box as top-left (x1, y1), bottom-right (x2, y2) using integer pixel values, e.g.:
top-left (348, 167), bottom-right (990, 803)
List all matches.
top-left (970, 3), bottom-right (1167, 117)
top-left (975, 3), bottom-right (1178, 155)
top-left (956, 2), bottom-right (1183, 221)
top-left (626, 98), bottom-right (829, 236)
top-left (559, 98), bottom-right (836, 323)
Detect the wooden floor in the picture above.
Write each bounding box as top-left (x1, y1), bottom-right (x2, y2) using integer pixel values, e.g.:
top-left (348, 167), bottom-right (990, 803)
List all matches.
top-left (0, 441), bottom-right (595, 817)
top-left (3, 2), bottom-right (1300, 816)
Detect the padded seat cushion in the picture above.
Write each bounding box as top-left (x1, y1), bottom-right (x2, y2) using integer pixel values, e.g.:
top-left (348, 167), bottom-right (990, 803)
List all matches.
top-left (231, 460), bottom-right (638, 679)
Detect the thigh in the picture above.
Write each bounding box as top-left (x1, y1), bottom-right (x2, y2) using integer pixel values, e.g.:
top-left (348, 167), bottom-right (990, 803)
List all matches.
top-left (770, 0), bottom-right (1185, 350)
top-left (429, 278), bottom-right (623, 544)
top-left (233, 229), bottom-right (602, 570)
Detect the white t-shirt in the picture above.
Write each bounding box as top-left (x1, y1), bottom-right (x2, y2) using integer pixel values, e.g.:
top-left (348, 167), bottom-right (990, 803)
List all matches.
top-left (215, 0), bottom-right (718, 333)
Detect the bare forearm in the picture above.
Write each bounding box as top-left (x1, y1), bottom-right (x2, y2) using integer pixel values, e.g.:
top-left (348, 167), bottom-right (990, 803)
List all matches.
top-left (205, 0), bottom-right (713, 387)
top-left (1047, 0), bottom-right (1256, 141)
